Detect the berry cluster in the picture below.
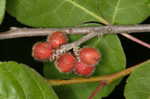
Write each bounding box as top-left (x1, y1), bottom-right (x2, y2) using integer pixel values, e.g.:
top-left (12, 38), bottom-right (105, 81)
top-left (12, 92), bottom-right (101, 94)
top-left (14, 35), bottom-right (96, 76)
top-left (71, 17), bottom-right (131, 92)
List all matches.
top-left (32, 31), bottom-right (101, 76)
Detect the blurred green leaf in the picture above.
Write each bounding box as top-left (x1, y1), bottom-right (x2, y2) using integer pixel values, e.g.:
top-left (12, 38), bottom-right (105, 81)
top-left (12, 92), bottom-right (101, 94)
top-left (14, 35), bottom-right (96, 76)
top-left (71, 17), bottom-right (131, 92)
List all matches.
top-left (0, 62), bottom-right (58, 99)
top-left (0, 0), bottom-right (5, 24)
top-left (100, 0), bottom-right (150, 24)
top-left (44, 34), bottom-right (126, 99)
top-left (124, 60), bottom-right (150, 99)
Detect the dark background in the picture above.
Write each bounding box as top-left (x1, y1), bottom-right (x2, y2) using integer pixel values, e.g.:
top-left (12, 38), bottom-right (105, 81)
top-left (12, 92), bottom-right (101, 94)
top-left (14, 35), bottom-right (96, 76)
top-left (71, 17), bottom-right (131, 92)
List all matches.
top-left (0, 13), bottom-right (149, 99)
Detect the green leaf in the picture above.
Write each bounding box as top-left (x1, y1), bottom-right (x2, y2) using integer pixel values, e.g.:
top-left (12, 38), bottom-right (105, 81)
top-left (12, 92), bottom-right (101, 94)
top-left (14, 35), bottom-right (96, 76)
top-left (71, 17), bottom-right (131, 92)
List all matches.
top-left (0, 0), bottom-right (5, 24)
top-left (6, 0), bottom-right (107, 27)
top-left (44, 34), bottom-right (126, 99)
top-left (100, 0), bottom-right (150, 24)
top-left (148, 0), bottom-right (150, 13)
top-left (0, 62), bottom-right (58, 99)
top-left (125, 60), bottom-right (150, 99)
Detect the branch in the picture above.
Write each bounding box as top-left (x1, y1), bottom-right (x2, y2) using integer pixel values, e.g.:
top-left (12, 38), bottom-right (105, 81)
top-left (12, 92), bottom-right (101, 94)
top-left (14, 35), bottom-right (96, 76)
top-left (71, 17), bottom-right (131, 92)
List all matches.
top-left (0, 24), bottom-right (150, 39)
top-left (121, 33), bottom-right (150, 48)
top-left (52, 28), bottom-right (150, 58)
top-left (53, 31), bottom-right (98, 57)
top-left (47, 60), bottom-right (150, 86)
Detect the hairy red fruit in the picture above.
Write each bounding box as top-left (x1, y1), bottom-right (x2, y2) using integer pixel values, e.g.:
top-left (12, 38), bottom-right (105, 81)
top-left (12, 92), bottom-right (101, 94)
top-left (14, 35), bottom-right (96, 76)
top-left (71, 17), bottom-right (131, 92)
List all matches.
top-left (55, 53), bottom-right (77, 73)
top-left (79, 47), bottom-right (101, 65)
top-left (32, 42), bottom-right (53, 61)
top-left (47, 31), bottom-right (68, 49)
top-left (74, 61), bottom-right (95, 76)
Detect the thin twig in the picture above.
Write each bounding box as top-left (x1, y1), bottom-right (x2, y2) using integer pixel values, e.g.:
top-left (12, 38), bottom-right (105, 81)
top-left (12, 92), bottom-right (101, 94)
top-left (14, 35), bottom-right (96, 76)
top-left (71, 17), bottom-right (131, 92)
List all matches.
top-left (88, 81), bottom-right (107, 99)
top-left (47, 59), bottom-right (150, 86)
top-left (0, 24), bottom-right (150, 39)
top-left (121, 33), bottom-right (150, 48)
top-left (101, 18), bottom-right (150, 49)
top-left (53, 31), bottom-right (98, 57)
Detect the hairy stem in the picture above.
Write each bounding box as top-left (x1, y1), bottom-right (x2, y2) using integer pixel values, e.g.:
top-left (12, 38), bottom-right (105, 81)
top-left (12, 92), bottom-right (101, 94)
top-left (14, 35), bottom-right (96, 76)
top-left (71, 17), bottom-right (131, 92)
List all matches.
top-left (54, 31), bottom-right (98, 56)
top-left (0, 24), bottom-right (150, 39)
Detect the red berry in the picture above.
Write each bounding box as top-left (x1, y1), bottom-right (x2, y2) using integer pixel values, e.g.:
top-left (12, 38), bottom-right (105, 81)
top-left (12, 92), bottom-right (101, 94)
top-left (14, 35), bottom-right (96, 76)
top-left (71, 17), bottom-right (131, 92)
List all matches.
top-left (47, 31), bottom-right (68, 49)
top-left (32, 42), bottom-right (53, 61)
top-left (79, 47), bottom-right (101, 65)
top-left (55, 53), bottom-right (77, 73)
top-left (74, 61), bottom-right (95, 76)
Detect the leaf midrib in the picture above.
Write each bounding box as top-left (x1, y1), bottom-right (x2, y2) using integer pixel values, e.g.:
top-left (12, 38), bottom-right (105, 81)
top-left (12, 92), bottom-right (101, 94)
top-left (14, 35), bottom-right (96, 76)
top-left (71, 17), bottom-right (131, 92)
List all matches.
top-left (111, 0), bottom-right (121, 24)
top-left (66, 0), bottom-right (108, 24)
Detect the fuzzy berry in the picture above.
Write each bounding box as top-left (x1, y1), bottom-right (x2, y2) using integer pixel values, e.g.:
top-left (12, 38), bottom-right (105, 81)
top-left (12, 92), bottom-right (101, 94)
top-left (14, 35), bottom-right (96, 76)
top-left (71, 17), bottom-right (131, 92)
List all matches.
top-left (74, 61), bottom-right (95, 76)
top-left (79, 47), bottom-right (101, 65)
top-left (55, 53), bottom-right (77, 73)
top-left (47, 31), bottom-right (68, 49)
top-left (32, 42), bottom-right (53, 61)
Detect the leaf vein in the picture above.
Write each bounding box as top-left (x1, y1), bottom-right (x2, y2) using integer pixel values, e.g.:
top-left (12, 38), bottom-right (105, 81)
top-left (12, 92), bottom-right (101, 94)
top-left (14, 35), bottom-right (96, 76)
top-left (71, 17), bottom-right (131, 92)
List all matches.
top-left (112, 0), bottom-right (121, 24)
top-left (66, 0), bottom-right (106, 23)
